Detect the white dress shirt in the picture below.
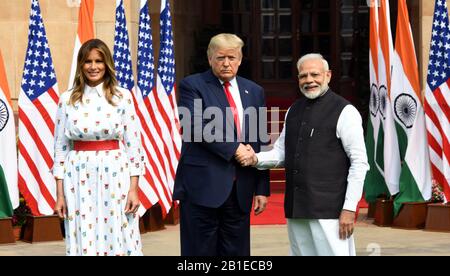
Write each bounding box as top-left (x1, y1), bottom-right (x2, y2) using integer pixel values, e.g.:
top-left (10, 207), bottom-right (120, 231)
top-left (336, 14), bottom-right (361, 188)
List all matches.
top-left (255, 104), bottom-right (369, 212)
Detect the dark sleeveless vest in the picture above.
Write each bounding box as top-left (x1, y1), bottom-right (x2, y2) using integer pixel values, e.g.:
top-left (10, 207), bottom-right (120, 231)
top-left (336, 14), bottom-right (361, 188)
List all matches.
top-left (284, 90), bottom-right (350, 219)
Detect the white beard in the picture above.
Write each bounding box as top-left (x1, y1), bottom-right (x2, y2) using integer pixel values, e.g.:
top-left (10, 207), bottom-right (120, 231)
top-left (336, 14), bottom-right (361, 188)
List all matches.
top-left (300, 84), bottom-right (329, 99)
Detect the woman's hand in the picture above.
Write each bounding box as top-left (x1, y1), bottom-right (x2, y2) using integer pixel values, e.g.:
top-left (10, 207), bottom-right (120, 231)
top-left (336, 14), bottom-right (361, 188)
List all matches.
top-left (54, 179), bottom-right (67, 219)
top-left (124, 189), bottom-right (140, 215)
top-left (54, 196), bottom-right (67, 219)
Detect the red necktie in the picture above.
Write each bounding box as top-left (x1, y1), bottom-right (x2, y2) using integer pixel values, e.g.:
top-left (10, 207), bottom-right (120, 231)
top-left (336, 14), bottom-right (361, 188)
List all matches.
top-left (223, 81), bottom-right (241, 138)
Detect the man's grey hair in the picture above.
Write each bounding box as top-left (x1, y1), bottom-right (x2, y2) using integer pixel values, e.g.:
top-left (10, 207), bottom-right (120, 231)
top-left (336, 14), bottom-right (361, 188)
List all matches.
top-left (296, 53), bottom-right (329, 71)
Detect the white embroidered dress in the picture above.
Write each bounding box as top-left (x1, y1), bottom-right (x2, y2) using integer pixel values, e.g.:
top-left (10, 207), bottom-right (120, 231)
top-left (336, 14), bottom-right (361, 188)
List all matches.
top-left (53, 83), bottom-right (144, 256)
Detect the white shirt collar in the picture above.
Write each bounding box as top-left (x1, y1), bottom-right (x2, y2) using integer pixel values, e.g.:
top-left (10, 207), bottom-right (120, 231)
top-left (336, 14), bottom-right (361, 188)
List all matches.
top-left (219, 78), bottom-right (238, 89)
top-left (84, 82), bottom-right (104, 97)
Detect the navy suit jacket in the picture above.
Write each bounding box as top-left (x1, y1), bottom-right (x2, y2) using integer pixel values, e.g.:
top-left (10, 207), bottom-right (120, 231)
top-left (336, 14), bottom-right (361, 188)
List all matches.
top-left (173, 70), bottom-right (270, 213)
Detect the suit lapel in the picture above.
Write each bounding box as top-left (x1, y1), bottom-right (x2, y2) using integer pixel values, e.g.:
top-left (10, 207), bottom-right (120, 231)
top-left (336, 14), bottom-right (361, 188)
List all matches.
top-left (203, 70), bottom-right (229, 107)
top-left (203, 70), bottom-right (235, 135)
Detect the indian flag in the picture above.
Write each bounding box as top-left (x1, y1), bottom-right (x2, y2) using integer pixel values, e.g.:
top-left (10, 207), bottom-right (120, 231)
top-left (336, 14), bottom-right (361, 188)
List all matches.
top-left (67, 0), bottom-right (94, 90)
top-left (378, 0), bottom-right (401, 196)
top-left (364, 0), bottom-right (391, 203)
top-left (0, 49), bottom-right (18, 217)
top-left (0, 165), bottom-right (13, 218)
top-left (391, 0), bottom-right (432, 215)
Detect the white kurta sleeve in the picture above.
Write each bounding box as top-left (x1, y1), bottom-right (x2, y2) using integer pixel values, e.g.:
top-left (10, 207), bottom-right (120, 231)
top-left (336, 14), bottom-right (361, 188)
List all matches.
top-left (53, 93), bottom-right (70, 179)
top-left (337, 105), bottom-right (370, 212)
top-left (121, 90), bottom-right (144, 176)
top-left (254, 110), bottom-right (289, 169)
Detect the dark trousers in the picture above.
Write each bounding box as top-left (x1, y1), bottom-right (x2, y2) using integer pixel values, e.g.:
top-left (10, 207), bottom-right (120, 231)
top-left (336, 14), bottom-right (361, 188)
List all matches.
top-left (179, 185), bottom-right (250, 256)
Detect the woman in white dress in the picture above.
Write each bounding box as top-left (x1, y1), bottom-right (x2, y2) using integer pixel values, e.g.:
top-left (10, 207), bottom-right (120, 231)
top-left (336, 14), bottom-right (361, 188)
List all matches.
top-left (53, 39), bottom-right (144, 256)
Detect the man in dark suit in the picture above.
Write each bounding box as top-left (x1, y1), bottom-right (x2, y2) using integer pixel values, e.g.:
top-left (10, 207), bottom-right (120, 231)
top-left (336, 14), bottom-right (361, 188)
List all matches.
top-left (174, 33), bottom-right (270, 256)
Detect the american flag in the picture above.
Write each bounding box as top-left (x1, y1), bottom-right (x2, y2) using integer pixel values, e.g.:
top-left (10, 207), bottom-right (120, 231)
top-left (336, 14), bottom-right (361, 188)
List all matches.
top-left (156, 0), bottom-right (182, 215)
top-left (113, 0), bottom-right (160, 215)
top-left (134, 0), bottom-right (180, 216)
top-left (113, 0), bottom-right (134, 91)
top-left (18, 0), bottom-right (59, 216)
top-left (158, 0), bottom-right (181, 137)
top-left (425, 0), bottom-right (450, 201)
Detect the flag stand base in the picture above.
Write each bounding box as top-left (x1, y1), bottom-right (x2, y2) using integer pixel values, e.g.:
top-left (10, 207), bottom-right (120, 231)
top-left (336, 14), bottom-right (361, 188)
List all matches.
top-left (0, 218), bottom-right (15, 244)
top-left (392, 202), bottom-right (428, 229)
top-left (22, 215), bottom-right (64, 243)
top-left (164, 204), bottom-right (179, 225)
top-left (367, 202), bottom-right (376, 218)
top-left (139, 217), bottom-right (147, 234)
top-left (373, 198), bottom-right (393, 227)
top-left (425, 203), bottom-right (450, 232)
top-left (141, 204), bottom-right (165, 232)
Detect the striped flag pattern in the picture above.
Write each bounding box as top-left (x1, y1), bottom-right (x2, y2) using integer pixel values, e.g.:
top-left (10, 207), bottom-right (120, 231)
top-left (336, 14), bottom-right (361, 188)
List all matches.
top-left (135, 0), bottom-right (180, 216)
top-left (155, 0), bottom-right (182, 215)
top-left (68, 0), bottom-right (94, 90)
top-left (364, 0), bottom-right (391, 203)
top-left (378, 0), bottom-right (401, 196)
top-left (113, 0), bottom-right (134, 93)
top-left (392, 0), bottom-right (432, 215)
top-left (113, 0), bottom-right (159, 215)
top-left (425, 0), bottom-right (450, 201)
top-left (18, 0), bottom-right (59, 216)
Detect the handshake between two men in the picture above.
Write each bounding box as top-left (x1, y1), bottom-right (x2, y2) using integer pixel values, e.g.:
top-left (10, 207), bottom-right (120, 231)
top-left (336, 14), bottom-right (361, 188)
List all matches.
top-left (235, 144), bottom-right (258, 167)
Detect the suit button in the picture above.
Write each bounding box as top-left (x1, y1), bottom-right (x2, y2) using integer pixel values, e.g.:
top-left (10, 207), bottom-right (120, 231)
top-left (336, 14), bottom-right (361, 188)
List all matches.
top-left (293, 170), bottom-right (299, 175)
top-left (295, 153), bottom-right (300, 158)
top-left (299, 138), bottom-right (303, 142)
top-left (301, 122), bottom-right (306, 126)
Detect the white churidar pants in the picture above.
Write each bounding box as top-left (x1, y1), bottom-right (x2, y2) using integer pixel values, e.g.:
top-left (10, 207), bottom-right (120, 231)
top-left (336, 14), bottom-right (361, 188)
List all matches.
top-left (287, 219), bottom-right (356, 256)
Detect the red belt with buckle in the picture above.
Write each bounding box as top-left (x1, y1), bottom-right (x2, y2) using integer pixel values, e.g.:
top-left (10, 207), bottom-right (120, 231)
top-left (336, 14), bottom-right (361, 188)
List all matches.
top-left (73, 140), bottom-right (120, 151)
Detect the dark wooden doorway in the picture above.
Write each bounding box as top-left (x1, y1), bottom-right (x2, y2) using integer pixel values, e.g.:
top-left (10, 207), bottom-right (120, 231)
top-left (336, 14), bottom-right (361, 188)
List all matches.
top-left (194, 0), bottom-right (372, 112)
top-left (192, 0), bottom-right (418, 116)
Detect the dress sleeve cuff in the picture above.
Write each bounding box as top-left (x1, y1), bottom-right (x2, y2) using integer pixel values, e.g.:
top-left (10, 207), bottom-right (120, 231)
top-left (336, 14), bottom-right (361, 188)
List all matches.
top-left (129, 162), bottom-right (144, 176)
top-left (52, 166), bottom-right (65, 179)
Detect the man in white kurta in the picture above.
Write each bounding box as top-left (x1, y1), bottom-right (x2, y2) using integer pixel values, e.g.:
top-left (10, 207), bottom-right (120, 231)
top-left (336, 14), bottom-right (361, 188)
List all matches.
top-left (238, 54), bottom-right (369, 256)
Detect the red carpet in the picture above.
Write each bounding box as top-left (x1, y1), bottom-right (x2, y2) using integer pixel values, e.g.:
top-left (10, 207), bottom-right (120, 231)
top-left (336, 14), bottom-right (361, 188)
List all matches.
top-left (250, 194), bottom-right (368, 225)
top-left (250, 193), bottom-right (286, 225)
top-left (355, 195), bottom-right (369, 220)
top-left (357, 196), bottom-right (368, 208)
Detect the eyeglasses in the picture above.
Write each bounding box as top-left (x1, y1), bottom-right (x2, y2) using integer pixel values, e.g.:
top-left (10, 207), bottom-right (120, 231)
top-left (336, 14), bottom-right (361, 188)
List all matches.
top-left (297, 71), bottom-right (326, 80)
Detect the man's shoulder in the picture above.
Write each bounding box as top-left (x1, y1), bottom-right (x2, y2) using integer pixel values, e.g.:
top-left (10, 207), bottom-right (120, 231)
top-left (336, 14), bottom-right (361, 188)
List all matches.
top-left (236, 76), bottom-right (262, 90)
top-left (286, 98), bottom-right (304, 113)
top-left (180, 73), bottom-right (202, 84)
top-left (326, 90), bottom-right (359, 118)
top-left (181, 70), bottom-right (212, 84)
top-left (328, 89), bottom-right (351, 105)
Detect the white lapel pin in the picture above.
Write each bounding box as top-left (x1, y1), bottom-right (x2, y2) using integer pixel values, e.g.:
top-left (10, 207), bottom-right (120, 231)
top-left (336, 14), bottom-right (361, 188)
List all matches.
top-left (245, 90), bottom-right (249, 94)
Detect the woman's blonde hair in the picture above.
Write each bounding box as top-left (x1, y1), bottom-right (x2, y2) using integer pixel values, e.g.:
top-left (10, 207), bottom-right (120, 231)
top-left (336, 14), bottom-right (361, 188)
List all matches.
top-left (69, 39), bottom-right (121, 106)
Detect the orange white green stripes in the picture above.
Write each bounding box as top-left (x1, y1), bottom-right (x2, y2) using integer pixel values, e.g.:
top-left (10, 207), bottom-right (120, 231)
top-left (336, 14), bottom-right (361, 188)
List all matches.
top-left (0, 48), bottom-right (18, 212)
top-left (67, 0), bottom-right (94, 90)
top-left (392, 0), bottom-right (432, 215)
